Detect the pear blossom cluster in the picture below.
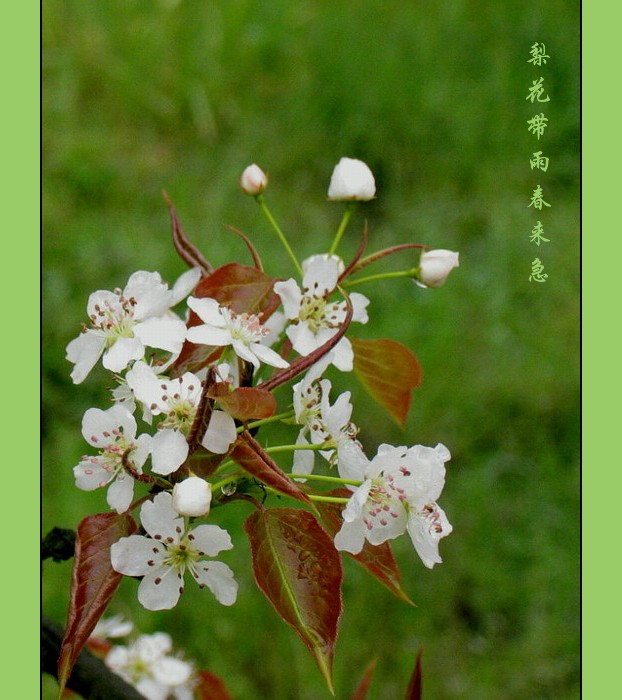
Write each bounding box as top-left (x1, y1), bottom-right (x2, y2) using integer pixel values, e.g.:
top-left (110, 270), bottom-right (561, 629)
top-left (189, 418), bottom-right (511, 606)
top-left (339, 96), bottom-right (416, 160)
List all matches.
top-left (89, 619), bottom-right (199, 700)
top-left (65, 156), bottom-right (459, 623)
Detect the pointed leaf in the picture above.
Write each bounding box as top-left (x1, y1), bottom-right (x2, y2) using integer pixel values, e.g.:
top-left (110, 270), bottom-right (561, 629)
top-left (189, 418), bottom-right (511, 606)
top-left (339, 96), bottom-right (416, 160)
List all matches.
top-left (244, 507), bottom-right (343, 693)
top-left (316, 489), bottom-right (414, 605)
top-left (58, 512), bottom-right (137, 694)
top-left (207, 384), bottom-right (276, 421)
top-left (405, 648), bottom-right (424, 700)
top-left (196, 670), bottom-right (233, 700)
top-left (194, 262), bottom-right (281, 317)
top-left (351, 337), bottom-right (422, 426)
top-left (231, 431), bottom-right (311, 505)
top-left (351, 658), bottom-right (378, 700)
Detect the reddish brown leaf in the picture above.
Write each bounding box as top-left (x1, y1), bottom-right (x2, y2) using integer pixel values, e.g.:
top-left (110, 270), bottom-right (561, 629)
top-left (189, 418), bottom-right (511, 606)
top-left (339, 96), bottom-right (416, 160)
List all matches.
top-left (58, 512), bottom-right (137, 694)
top-left (194, 262), bottom-right (281, 317)
top-left (351, 337), bottom-right (422, 426)
top-left (316, 490), bottom-right (414, 605)
top-left (164, 192), bottom-right (213, 275)
top-left (351, 658), bottom-right (378, 700)
top-left (230, 432), bottom-right (311, 505)
top-left (244, 507), bottom-right (343, 693)
top-left (405, 648), bottom-right (424, 700)
top-left (196, 670), bottom-right (233, 700)
top-left (207, 384), bottom-right (276, 421)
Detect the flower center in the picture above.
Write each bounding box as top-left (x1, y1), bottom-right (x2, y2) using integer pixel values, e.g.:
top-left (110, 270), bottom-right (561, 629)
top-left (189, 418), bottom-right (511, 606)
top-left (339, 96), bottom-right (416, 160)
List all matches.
top-left (90, 293), bottom-right (138, 345)
top-left (362, 476), bottom-right (407, 529)
top-left (225, 309), bottom-right (269, 343)
top-left (299, 296), bottom-right (342, 333)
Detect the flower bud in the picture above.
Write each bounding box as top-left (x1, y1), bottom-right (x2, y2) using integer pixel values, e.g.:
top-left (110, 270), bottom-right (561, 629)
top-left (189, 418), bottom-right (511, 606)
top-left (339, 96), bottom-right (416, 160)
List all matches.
top-left (327, 157), bottom-right (376, 201)
top-left (416, 249), bottom-right (460, 288)
top-left (172, 476), bottom-right (212, 517)
top-left (240, 164), bottom-right (268, 196)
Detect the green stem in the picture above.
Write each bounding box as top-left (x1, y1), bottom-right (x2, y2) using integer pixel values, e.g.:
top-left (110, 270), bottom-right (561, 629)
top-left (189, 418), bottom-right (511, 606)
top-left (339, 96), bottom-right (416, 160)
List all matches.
top-left (256, 194), bottom-right (302, 276)
top-left (288, 472), bottom-right (362, 487)
top-left (308, 494), bottom-right (350, 504)
top-left (328, 202), bottom-right (355, 256)
top-left (343, 267), bottom-right (419, 288)
top-left (239, 410), bottom-right (296, 434)
top-left (264, 442), bottom-right (330, 455)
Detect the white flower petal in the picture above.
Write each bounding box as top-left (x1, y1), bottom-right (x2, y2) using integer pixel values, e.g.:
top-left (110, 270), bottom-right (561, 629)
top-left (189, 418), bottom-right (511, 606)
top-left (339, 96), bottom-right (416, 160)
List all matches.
top-left (334, 520), bottom-right (366, 554)
top-left (106, 475), bottom-right (135, 513)
top-left (172, 477), bottom-right (212, 517)
top-left (140, 492), bottom-right (185, 540)
top-left (273, 279), bottom-right (302, 319)
top-left (189, 524), bottom-right (234, 556)
top-left (134, 317), bottom-right (188, 355)
top-left (406, 504), bottom-right (453, 569)
top-left (170, 267), bottom-right (202, 306)
top-left (150, 429), bottom-right (189, 475)
top-left (302, 256), bottom-right (341, 296)
top-left (81, 405), bottom-right (137, 446)
top-left (102, 336), bottom-right (145, 373)
top-left (187, 297), bottom-right (227, 326)
top-left (137, 567), bottom-right (184, 611)
top-left (201, 410), bottom-right (237, 454)
top-left (186, 324), bottom-right (232, 347)
top-left (73, 460), bottom-right (113, 491)
top-left (66, 332), bottom-right (106, 384)
top-left (193, 560), bottom-right (238, 606)
top-left (110, 535), bottom-right (165, 577)
top-left (250, 342), bottom-right (289, 369)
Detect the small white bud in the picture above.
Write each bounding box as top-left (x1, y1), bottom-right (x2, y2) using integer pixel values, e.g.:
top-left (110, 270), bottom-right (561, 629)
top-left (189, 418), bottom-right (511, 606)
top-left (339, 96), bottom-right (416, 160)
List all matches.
top-left (327, 157), bottom-right (376, 201)
top-left (240, 164), bottom-right (268, 196)
top-left (416, 249), bottom-right (460, 288)
top-left (172, 476), bottom-right (212, 517)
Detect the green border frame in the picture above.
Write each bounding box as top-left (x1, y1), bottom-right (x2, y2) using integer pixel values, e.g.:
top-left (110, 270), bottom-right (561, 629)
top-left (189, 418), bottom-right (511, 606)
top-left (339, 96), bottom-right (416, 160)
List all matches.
top-left (2, 5), bottom-right (40, 695)
top-left (582, 5), bottom-right (615, 698)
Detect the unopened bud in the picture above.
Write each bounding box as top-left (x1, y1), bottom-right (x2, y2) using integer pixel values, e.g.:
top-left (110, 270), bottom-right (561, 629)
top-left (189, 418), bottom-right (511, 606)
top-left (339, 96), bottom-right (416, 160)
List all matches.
top-left (172, 476), bottom-right (212, 517)
top-left (240, 164), bottom-right (268, 196)
top-left (416, 249), bottom-right (460, 288)
top-left (327, 157), bottom-right (376, 201)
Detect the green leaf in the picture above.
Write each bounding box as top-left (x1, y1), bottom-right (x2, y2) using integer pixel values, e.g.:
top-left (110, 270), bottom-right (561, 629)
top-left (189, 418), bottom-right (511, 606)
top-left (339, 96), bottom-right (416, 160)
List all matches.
top-left (351, 337), bottom-right (422, 426)
top-left (230, 431), bottom-right (311, 505)
top-left (316, 489), bottom-right (414, 605)
top-left (57, 512), bottom-right (136, 695)
top-left (244, 507), bottom-right (343, 694)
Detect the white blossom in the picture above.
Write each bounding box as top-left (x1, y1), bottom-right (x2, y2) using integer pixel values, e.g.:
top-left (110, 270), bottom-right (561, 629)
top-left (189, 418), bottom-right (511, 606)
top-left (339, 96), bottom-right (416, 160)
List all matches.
top-left (66, 268), bottom-right (201, 384)
top-left (105, 632), bottom-right (197, 700)
top-left (186, 297), bottom-right (289, 370)
top-left (73, 405), bottom-right (152, 513)
top-left (111, 492), bottom-right (238, 610)
top-left (126, 361), bottom-right (237, 475)
top-left (334, 443), bottom-right (452, 568)
top-left (274, 254), bottom-right (369, 372)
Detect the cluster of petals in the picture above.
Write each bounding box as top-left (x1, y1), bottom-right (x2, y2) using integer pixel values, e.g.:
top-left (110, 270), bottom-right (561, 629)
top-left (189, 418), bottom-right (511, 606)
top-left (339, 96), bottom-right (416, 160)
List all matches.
top-left (105, 631), bottom-right (196, 700)
top-left (274, 254), bottom-right (369, 372)
top-left (111, 492), bottom-right (238, 611)
top-left (290, 357), bottom-right (365, 479)
top-left (334, 443), bottom-right (453, 568)
top-left (73, 404), bottom-right (152, 513)
top-left (186, 296), bottom-right (289, 370)
top-left (66, 268), bottom-right (201, 384)
top-left (125, 361), bottom-right (236, 475)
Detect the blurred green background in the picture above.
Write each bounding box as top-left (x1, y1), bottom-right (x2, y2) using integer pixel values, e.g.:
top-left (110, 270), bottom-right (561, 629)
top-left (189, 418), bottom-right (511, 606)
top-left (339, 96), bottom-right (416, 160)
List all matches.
top-left (42, 1), bottom-right (579, 698)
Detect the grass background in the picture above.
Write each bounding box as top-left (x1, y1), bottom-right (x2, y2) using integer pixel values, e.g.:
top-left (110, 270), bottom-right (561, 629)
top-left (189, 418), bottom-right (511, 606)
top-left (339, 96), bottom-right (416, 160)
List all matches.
top-left (42, 2), bottom-right (579, 698)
